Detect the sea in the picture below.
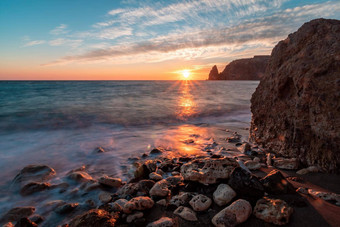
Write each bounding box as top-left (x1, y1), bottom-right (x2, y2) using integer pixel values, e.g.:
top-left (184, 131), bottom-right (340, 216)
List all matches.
top-left (0, 80), bottom-right (259, 224)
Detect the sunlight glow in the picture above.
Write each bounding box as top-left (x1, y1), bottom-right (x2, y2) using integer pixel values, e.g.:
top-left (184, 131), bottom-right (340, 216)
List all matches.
top-left (182, 70), bottom-right (190, 79)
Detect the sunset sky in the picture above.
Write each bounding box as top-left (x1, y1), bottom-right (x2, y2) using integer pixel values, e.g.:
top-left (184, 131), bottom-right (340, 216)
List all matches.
top-left (1, 0), bottom-right (340, 80)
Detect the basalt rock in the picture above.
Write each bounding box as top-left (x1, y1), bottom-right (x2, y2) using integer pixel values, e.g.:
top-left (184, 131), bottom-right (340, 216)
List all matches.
top-left (250, 18), bottom-right (340, 172)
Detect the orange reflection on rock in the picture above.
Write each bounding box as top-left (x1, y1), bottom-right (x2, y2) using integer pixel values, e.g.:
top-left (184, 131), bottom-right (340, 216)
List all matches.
top-left (177, 80), bottom-right (197, 120)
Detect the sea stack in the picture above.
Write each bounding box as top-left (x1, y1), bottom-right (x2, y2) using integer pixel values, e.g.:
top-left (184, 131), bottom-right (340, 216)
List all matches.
top-left (250, 18), bottom-right (340, 172)
top-left (208, 65), bottom-right (219, 80)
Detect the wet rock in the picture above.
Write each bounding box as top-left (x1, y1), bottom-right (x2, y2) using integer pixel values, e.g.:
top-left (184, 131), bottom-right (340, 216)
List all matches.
top-left (166, 175), bottom-right (184, 186)
top-left (13, 165), bottom-right (56, 184)
top-left (20, 182), bottom-right (51, 196)
top-left (29, 215), bottom-right (44, 224)
top-left (212, 199), bottom-right (252, 226)
top-left (111, 199), bottom-right (128, 212)
top-left (273, 158), bottom-right (298, 170)
top-left (147, 217), bottom-right (174, 227)
top-left (126, 211), bottom-right (143, 223)
top-left (260, 170), bottom-right (294, 194)
top-left (254, 197), bottom-right (293, 225)
top-left (189, 194), bottom-right (212, 211)
top-left (296, 166), bottom-right (319, 175)
top-left (170, 192), bottom-right (192, 207)
top-left (226, 135), bottom-right (241, 143)
top-left (180, 157), bottom-right (238, 184)
top-left (244, 160), bottom-right (261, 170)
top-left (149, 179), bottom-right (170, 197)
top-left (55, 203), bottom-right (79, 214)
top-left (99, 192), bottom-right (112, 203)
top-left (67, 171), bottom-right (93, 183)
top-left (14, 218), bottom-right (37, 227)
top-left (69, 209), bottom-right (116, 227)
top-left (308, 189), bottom-right (340, 203)
top-left (117, 183), bottom-right (138, 198)
top-left (138, 180), bottom-right (155, 195)
top-left (213, 184), bottom-right (236, 206)
top-left (150, 148), bottom-right (164, 154)
top-left (174, 206), bottom-right (197, 222)
top-left (228, 167), bottom-right (264, 198)
top-left (123, 196), bottom-right (154, 213)
top-left (135, 160), bottom-right (157, 179)
top-left (85, 182), bottom-right (101, 192)
top-left (250, 19), bottom-right (340, 172)
top-left (149, 172), bottom-right (163, 181)
top-left (94, 147), bottom-right (106, 153)
top-left (1, 207), bottom-right (35, 223)
top-left (98, 176), bottom-right (122, 188)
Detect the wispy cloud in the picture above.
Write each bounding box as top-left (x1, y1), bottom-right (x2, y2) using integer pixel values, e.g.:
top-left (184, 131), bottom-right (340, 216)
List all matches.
top-left (50, 24), bottom-right (69, 35)
top-left (23, 40), bottom-right (45, 47)
top-left (49, 38), bottom-right (83, 48)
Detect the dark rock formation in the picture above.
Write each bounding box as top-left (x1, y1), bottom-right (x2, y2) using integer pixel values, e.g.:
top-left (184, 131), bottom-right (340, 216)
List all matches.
top-left (69, 209), bottom-right (116, 227)
top-left (260, 170), bottom-right (294, 194)
top-left (250, 18), bottom-right (340, 172)
top-left (208, 56), bottom-right (270, 80)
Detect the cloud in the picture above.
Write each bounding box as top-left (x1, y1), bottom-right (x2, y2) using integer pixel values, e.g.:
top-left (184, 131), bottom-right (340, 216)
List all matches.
top-left (23, 40), bottom-right (45, 47)
top-left (50, 24), bottom-right (69, 35)
top-left (49, 38), bottom-right (83, 48)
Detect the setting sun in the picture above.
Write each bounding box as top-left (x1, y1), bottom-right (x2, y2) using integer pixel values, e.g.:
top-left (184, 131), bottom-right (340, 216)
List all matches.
top-left (182, 70), bottom-right (190, 79)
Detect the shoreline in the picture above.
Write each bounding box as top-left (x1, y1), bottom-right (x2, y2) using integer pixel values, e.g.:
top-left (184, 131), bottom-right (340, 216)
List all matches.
top-left (1, 124), bottom-right (339, 227)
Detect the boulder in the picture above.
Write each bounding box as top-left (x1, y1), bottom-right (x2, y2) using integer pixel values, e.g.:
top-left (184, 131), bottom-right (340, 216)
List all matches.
top-left (69, 209), bottom-right (116, 227)
top-left (147, 217), bottom-right (174, 227)
top-left (117, 183), bottom-right (138, 198)
top-left (149, 179), bottom-right (170, 197)
top-left (67, 171), bottom-right (93, 183)
top-left (189, 194), bottom-right (212, 211)
top-left (20, 182), bottom-right (51, 196)
top-left (212, 199), bottom-right (252, 226)
top-left (260, 170), bottom-right (294, 194)
top-left (253, 197), bottom-right (293, 225)
top-left (173, 206), bottom-right (197, 222)
top-left (1, 207), bottom-right (35, 223)
top-left (123, 196), bottom-right (154, 213)
top-left (213, 184), bottom-right (236, 206)
top-left (228, 167), bottom-right (264, 198)
top-left (180, 157), bottom-right (238, 184)
top-left (13, 165), bottom-right (56, 184)
top-left (98, 176), bottom-right (122, 188)
top-left (272, 158), bottom-right (298, 170)
top-left (250, 18), bottom-right (340, 172)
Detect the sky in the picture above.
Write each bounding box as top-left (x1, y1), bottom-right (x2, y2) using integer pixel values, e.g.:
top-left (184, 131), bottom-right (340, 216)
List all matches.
top-left (1, 0), bottom-right (340, 80)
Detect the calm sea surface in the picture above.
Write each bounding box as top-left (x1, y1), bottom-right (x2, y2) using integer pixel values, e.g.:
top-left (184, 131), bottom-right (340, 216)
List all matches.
top-left (0, 80), bottom-right (258, 219)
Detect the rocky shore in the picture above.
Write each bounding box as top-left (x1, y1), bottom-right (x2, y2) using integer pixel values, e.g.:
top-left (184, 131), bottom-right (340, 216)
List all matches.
top-left (1, 127), bottom-right (340, 227)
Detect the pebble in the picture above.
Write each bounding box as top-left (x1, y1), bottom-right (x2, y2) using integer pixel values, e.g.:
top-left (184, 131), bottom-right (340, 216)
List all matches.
top-left (213, 184), bottom-right (236, 206)
top-left (266, 153), bottom-right (272, 166)
top-left (20, 182), bottom-right (51, 196)
top-left (12, 165), bottom-right (56, 184)
top-left (189, 194), bottom-right (212, 211)
top-left (67, 171), bottom-right (93, 183)
top-left (174, 206), bottom-right (198, 221)
top-left (253, 157), bottom-right (260, 162)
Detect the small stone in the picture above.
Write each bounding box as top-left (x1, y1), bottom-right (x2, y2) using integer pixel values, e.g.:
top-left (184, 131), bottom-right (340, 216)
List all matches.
top-left (69, 209), bottom-right (116, 227)
top-left (98, 176), bottom-right (122, 188)
top-left (55, 203), bottom-right (79, 214)
top-left (156, 199), bottom-right (167, 206)
top-left (296, 166), bottom-right (319, 175)
top-left (189, 194), bottom-right (212, 211)
top-left (296, 187), bottom-right (308, 195)
top-left (254, 197), bottom-right (293, 225)
top-left (123, 196), bottom-right (154, 213)
top-left (126, 211), bottom-right (143, 223)
top-left (273, 158), bottom-right (298, 170)
top-left (212, 199), bottom-right (252, 226)
top-left (149, 172), bottom-right (163, 181)
top-left (174, 206), bottom-right (197, 222)
top-left (260, 170), bottom-right (294, 194)
top-left (149, 179), bottom-right (170, 197)
top-left (68, 171), bottom-right (93, 183)
top-left (99, 192), bottom-right (112, 203)
top-left (14, 218), bottom-right (37, 227)
top-left (117, 183), bottom-right (138, 198)
top-left (20, 182), bottom-right (51, 196)
top-left (213, 184), bottom-right (236, 206)
top-left (1, 207), bottom-right (35, 223)
top-left (169, 192), bottom-right (192, 207)
top-left (110, 199), bottom-right (128, 211)
top-left (146, 217), bottom-right (174, 227)
top-left (244, 160), bottom-right (261, 170)
top-left (138, 179), bottom-right (155, 195)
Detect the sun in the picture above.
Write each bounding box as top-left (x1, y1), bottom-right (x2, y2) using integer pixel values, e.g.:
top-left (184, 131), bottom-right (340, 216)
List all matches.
top-left (182, 70), bottom-right (190, 79)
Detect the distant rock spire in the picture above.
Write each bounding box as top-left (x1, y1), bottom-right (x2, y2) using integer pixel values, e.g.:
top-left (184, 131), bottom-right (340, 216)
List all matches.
top-left (208, 65), bottom-right (219, 80)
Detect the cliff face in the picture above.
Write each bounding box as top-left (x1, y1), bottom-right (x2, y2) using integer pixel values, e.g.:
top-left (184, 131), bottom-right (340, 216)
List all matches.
top-left (208, 65), bottom-right (219, 80)
top-left (250, 18), bottom-right (340, 172)
top-left (208, 56), bottom-right (270, 80)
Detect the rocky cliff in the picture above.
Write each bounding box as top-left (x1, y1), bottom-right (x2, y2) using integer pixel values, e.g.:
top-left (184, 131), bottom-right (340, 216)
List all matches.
top-left (250, 18), bottom-right (340, 172)
top-left (208, 56), bottom-right (270, 80)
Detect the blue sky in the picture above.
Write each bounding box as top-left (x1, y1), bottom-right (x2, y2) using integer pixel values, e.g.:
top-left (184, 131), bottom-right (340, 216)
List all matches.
top-left (1, 0), bottom-right (340, 79)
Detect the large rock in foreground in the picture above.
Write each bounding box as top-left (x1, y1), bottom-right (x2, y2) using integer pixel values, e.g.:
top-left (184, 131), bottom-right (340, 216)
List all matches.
top-left (250, 18), bottom-right (340, 172)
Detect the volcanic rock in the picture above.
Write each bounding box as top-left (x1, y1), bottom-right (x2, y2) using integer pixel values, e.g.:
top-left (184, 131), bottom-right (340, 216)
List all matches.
top-left (253, 197), bottom-right (293, 225)
top-left (173, 206), bottom-right (197, 222)
top-left (69, 209), bottom-right (116, 227)
top-left (147, 217), bottom-right (174, 227)
top-left (149, 179), bottom-right (170, 197)
top-left (138, 179), bottom-right (155, 195)
top-left (250, 18), bottom-right (340, 172)
top-left (123, 196), bottom-right (154, 213)
top-left (212, 199), bottom-right (252, 226)
top-left (180, 157), bottom-right (238, 184)
top-left (169, 192), bottom-right (192, 207)
top-left (149, 172), bottom-right (163, 181)
top-left (189, 194), bottom-right (212, 211)
top-left (213, 184), bottom-right (236, 206)
top-left (260, 170), bottom-right (294, 194)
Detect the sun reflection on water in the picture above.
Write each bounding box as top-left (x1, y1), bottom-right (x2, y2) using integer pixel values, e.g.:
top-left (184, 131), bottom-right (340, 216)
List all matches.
top-left (177, 80), bottom-right (197, 120)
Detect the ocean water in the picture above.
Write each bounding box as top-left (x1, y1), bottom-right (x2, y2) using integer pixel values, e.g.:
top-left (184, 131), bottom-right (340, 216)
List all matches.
top-left (0, 80), bottom-right (258, 222)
